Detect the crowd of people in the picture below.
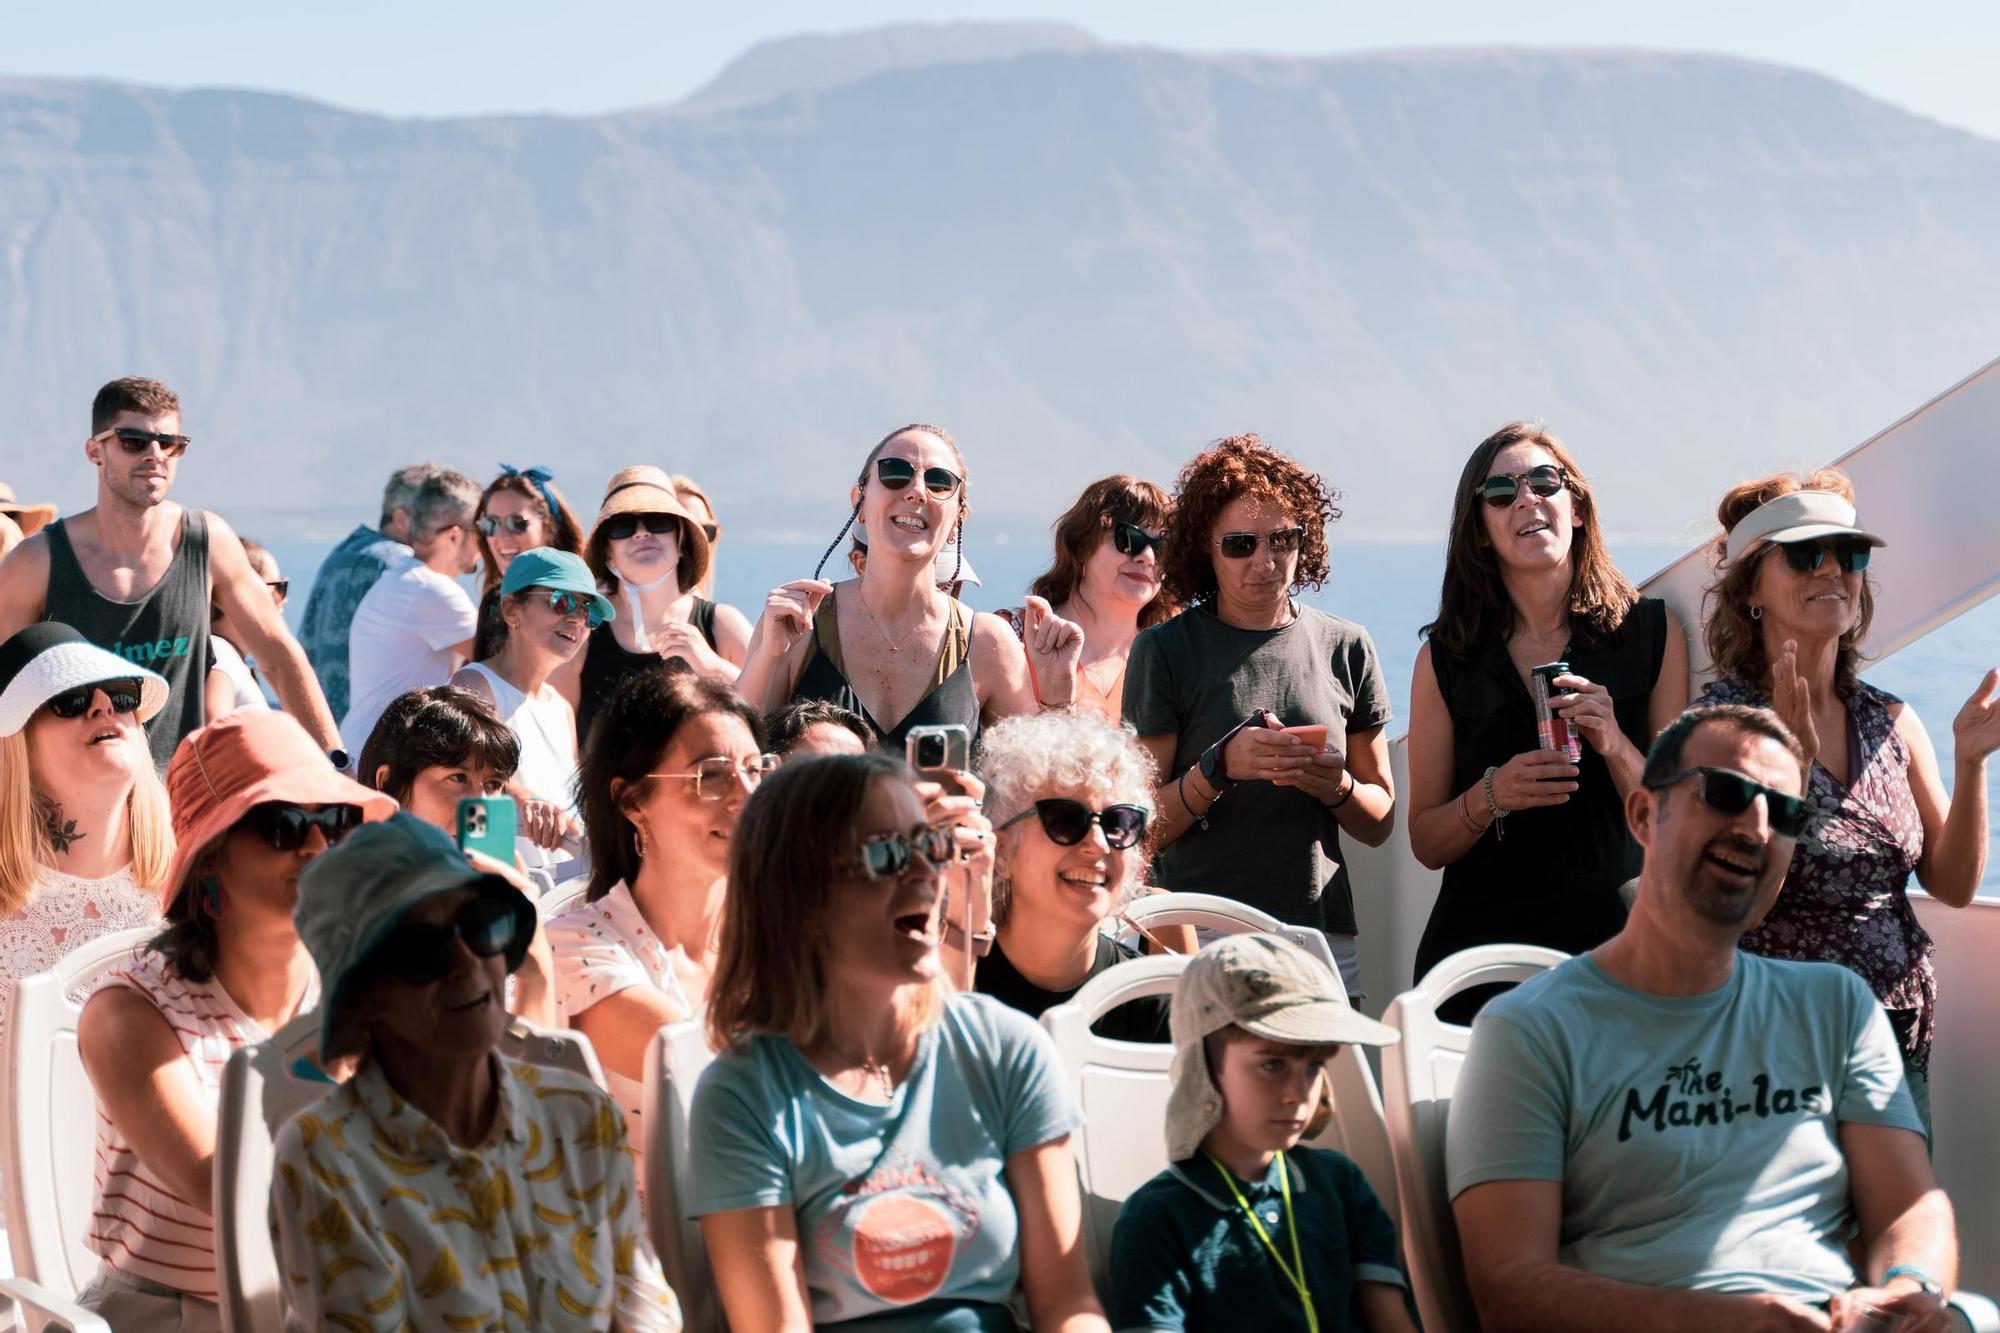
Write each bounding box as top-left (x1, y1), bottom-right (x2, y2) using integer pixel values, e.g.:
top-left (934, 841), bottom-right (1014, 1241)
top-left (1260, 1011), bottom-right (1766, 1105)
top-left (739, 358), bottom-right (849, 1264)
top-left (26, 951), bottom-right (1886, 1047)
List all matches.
top-left (0, 373), bottom-right (1996, 1329)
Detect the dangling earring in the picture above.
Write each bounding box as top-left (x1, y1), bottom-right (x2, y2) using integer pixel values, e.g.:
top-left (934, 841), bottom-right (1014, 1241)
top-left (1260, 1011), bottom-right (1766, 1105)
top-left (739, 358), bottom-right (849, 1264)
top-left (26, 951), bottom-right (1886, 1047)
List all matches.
top-left (1750, 605), bottom-right (1762, 621)
top-left (202, 875), bottom-right (224, 917)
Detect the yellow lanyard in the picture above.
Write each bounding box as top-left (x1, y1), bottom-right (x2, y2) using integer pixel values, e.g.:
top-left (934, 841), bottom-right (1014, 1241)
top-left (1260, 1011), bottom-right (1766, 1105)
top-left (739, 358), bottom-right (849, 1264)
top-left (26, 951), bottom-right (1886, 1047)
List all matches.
top-left (1206, 1151), bottom-right (1318, 1333)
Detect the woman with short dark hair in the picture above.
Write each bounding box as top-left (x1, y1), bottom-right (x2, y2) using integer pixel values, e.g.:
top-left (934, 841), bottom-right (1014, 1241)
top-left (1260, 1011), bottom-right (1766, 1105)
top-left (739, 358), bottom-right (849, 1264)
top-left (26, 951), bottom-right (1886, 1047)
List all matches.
top-left (357, 684), bottom-right (520, 828)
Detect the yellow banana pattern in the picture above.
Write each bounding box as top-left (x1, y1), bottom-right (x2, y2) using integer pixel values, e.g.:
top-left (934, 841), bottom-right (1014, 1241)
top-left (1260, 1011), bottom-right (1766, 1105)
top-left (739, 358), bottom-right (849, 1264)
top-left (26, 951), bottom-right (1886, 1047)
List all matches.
top-left (271, 1055), bottom-right (681, 1330)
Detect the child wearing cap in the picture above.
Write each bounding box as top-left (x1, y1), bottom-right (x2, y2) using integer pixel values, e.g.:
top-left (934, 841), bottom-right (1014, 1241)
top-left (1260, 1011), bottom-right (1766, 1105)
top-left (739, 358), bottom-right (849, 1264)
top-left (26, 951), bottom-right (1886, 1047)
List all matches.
top-left (1110, 933), bottom-right (1420, 1332)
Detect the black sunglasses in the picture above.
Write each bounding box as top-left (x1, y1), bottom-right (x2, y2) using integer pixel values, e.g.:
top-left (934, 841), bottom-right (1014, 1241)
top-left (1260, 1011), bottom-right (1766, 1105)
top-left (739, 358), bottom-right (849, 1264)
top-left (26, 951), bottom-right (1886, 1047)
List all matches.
top-left (266, 579), bottom-right (290, 601)
top-left (1478, 464), bottom-right (1568, 509)
top-left (700, 522), bottom-right (719, 543)
top-left (109, 427), bottom-right (191, 458)
top-left (875, 457), bottom-right (963, 497)
top-left (248, 802), bottom-right (364, 852)
top-left (45, 678), bottom-right (145, 719)
top-left (476, 513), bottom-right (537, 538)
top-left (1647, 767), bottom-right (1812, 839)
top-left (370, 895), bottom-right (526, 987)
top-left (1111, 521), bottom-right (1162, 558)
top-left (1217, 527), bottom-right (1305, 559)
top-left (602, 513), bottom-right (679, 541)
top-left (1000, 799), bottom-right (1149, 850)
top-left (1775, 538), bottom-right (1871, 575)
top-left (844, 826), bottom-right (961, 881)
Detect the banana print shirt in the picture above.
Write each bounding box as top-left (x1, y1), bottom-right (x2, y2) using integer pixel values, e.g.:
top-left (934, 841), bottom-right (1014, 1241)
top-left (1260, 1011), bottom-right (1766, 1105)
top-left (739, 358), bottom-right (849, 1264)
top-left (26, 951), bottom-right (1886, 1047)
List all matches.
top-left (272, 1053), bottom-right (681, 1332)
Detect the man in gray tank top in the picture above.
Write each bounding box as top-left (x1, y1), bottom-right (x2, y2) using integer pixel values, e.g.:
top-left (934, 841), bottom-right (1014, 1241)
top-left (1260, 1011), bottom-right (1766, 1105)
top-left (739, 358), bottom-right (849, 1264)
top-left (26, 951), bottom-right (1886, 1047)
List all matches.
top-left (0, 377), bottom-right (342, 769)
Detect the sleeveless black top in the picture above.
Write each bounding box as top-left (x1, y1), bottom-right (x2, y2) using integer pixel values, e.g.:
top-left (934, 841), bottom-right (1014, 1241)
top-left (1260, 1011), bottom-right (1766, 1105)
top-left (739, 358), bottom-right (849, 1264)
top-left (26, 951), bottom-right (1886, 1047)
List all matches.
top-left (43, 511), bottom-right (213, 770)
top-left (790, 589), bottom-right (980, 750)
top-left (1414, 598), bottom-right (1667, 1004)
top-left (574, 597), bottom-right (719, 746)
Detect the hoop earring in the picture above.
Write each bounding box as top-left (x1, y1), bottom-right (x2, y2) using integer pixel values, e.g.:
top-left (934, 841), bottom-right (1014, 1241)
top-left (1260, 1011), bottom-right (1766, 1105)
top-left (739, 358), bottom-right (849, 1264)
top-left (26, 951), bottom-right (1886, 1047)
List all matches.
top-left (633, 820), bottom-right (650, 860)
top-left (1750, 605), bottom-right (1762, 621)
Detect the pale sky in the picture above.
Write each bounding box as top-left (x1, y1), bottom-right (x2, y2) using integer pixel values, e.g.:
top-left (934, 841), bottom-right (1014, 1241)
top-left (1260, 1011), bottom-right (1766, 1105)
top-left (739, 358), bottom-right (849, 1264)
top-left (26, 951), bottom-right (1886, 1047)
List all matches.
top-left (7, 0), bottom-right (2000, 141)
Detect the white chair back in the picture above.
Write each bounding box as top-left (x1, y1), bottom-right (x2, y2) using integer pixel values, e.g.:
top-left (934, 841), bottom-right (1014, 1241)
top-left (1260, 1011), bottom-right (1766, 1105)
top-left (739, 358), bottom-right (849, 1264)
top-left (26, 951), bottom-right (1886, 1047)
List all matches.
top-left (1381, 944), bottom-right (1567, 1333)
top-left (539, 879), bottom-right (590, 923)
top-left (643, 1019), bottom-right (721, 1333)
top-left (1120, 891), bottom-right (1343, 978)
top-left (215, 1015), bottom-right (604, 1333)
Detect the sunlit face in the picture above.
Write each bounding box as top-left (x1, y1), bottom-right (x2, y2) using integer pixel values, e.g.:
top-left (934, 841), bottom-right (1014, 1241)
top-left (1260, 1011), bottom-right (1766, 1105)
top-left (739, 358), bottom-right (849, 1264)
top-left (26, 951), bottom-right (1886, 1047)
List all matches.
top-left (414, 506), bottom-right (480, 577)
top-left (1747, 539), bottom-right (1864, 643)
top-left (1634, 723), bottom-right (1804, 929)
top-left (607, 515), bottom-right (680, 586)
top-left (87, 409), bottom-right (182, 510)
top-left (1080, 518), bottom-right (1162, 613)
top-left (482, 489), bottom-right (550, 572)
top-left (208, 802), bottom-right (347, 917)
top-left (787, 722), bottom-right (869, 760)
top-left (618, 711), bottom-right (760, 879)
top-left (852, 431), bottom-right (963, 570)
top-left (1208, 492), bottom-right (1298, 610)
top-left (501, 586), bottom-right (590, 664)
top-left (1476, 442), bottom-right (1578, 572)
top-left (25, 685), bottom-right (150, 801)
top-left (359, 887), bottom-right (511, 1057)
top-left (1209, 1033), bottom-right (1335, 1160)
top-left (819, 777), bottom-right (945, 991)
top-left (998, 781), bottom-right (1137, 937)
top-left (389, 760), bottom-right (508, 834)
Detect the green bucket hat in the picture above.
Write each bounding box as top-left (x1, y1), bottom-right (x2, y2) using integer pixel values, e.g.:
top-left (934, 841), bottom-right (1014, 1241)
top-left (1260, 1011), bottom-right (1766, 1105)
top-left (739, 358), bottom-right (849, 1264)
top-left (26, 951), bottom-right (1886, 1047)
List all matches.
top-left (295, 811), bottom-right (536, 1063)
top-left (498, 546), bottom-right (615, 627)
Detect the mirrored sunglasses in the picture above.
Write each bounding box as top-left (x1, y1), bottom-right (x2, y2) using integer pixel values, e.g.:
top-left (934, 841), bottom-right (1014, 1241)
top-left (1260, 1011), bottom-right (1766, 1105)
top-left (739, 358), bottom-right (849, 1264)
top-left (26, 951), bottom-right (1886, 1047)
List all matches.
top-left (110, 426), bottom-right (191, 458)
top-left (602, 513), bottom-right (679, 541)
top-left (477, 513), bottom-right (537, 537)
top-left (44, 678), bottom-right (144, 719)
top-left (649, 753), bottom-right (779, 801)
top-left (875, 457), bottom-right (962, 496)
top-left (1647, 767), bottom-right (1812, 840)
top-left (846, 826), bottom-right (961, 881)
top-left (1776, 538), bottom-right (1871, 575)
top-left (1000, 798), bottom-right (1148, 850)
top-left (1478, 464), bottom-right (1568, 509)
top-left (248, 802), bottom-right (364, 852)
top-left (1217, 527), bottom-right (1305, 559)
top-left (533, 589), bottom-right (608, 628)
top-left (370, 895), bottom-right (524, 987)
top-left (1111, 521), bottom-right (1162, 558)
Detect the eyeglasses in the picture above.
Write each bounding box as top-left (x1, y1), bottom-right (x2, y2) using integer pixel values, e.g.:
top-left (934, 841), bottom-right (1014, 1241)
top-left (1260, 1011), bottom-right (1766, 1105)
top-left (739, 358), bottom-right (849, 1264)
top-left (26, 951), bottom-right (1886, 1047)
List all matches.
top-left (602, 513), bottom-right (678, 542)
top-left (1646, 767), bottom-right (1812, 839)
top-left (843, 826), bottom-right (961, 881)
top-left (247, 802), bottom-right (364, 852)
top-left (1774, 538), bottom-right (1871, 575)
top-left (44, 678), bottom-right (145, 719)
top-left (1217, 527), bottom-right (1305, 559)
top-left (999, 799), bottom-right (1148, 850)
top-left (700, 522), bottom-right (720, 543)
top-left (369, 895), bottom-right (524, 986)
top-left (874, 457), bottom-right (963, 496)
top-left (531, 589), bottom-right (608, 628)
top-left (649, 753), bottom-right (779, 800)
top-left (476, 513), bottom-right (538, 538)
top-left (266, 579), bottom-right (289, 602)
top-left (107, 427), bottom-right (192, 458)
top-left (1110, 521), bottom-right (1162, 558)
top-left (1478, 464), bottom-right (1568, 509)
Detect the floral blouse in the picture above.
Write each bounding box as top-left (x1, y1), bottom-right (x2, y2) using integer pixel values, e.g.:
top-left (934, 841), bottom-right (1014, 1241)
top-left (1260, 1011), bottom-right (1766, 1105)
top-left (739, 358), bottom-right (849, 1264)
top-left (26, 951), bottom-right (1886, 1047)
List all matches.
top-left (1697, 674), bottom-right (1935, 1071)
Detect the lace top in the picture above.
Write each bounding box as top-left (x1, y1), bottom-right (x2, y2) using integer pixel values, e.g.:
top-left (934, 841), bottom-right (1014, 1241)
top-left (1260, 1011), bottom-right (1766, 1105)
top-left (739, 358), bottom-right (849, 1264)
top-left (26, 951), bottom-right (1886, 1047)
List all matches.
top-left (0, 863), bottom-right (159, 1044)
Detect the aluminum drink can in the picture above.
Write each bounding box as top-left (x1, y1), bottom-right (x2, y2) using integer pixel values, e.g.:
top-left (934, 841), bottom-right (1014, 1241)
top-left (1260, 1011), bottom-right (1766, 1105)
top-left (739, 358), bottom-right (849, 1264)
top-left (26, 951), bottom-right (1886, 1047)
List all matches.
top-left (1531, 661), bottom-right (1582, 762)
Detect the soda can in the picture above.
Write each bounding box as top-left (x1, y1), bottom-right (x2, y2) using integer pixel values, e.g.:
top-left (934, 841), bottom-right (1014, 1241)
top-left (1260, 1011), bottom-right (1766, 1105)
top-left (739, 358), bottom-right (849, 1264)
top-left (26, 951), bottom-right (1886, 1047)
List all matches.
top-left (1531, 661), bottom-right (1582, 762)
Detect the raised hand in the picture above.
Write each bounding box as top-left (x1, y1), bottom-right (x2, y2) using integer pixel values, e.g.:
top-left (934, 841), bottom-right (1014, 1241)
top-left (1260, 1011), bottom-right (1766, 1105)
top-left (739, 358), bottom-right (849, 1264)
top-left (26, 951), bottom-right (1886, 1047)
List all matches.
top-left (1022, 595), bottom-right (1085, 704)
top-left (651, 619), bottom-right (717, 670)
top-left (756, 579), bottom-right (833, 660)
top-left (519, 798), bottom-right (567, 851)
top-left (1489, 749), bottom-right (1580, 812)
top-left (1769, 638), bottom-right (1820, 766)
top-left (1952, 666), bottom-right (2000, 764)
top-left (1551, 672), bottom-right (1620, 755)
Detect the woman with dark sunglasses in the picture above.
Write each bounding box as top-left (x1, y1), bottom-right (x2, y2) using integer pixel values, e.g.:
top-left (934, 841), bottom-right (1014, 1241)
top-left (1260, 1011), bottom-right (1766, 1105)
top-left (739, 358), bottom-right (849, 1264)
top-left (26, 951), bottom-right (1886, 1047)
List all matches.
top-left (1001, 475), bottom-right (1178, 724)
top-left (75, 709), bottom-right (393, 1328)
top-left (1697, 469), bottom-right (2000, 1133)
top-left (692, 752), bottom-right (1109, 1333)
top-left (1408, 422), bottom-right (1687, 1021)
top-left (467, 464), bottom-right (586, 661)
top-left (0, 624), bottom-right (173, 1042)
top-left (1127, 434), bottom-right (1394, 996)
top-left (738, 424), bottom-right (1083, 749)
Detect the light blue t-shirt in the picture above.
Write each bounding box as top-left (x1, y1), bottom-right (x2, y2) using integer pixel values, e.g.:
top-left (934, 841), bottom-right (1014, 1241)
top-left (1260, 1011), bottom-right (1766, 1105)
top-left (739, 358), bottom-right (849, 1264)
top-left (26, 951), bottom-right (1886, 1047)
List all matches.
top-left (1446, 951), bottom-right (1922, 1303)
top-left (687, 992), bottom-right (1082, 1331)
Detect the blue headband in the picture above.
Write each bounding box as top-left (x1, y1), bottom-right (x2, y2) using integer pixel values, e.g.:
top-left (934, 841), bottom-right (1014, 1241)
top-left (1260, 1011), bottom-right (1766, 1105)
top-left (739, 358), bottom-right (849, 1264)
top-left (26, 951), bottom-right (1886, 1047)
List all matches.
top-left (499, 463), bottom-right (562, 528)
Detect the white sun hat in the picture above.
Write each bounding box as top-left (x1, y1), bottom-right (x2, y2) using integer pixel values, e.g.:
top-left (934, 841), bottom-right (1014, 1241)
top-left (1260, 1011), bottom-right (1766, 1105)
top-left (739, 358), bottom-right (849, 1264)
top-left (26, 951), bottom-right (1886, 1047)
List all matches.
top-left (0, 623), bottom-right (170, 737)
top-left (1723, 490), bottom-right (1887, 567)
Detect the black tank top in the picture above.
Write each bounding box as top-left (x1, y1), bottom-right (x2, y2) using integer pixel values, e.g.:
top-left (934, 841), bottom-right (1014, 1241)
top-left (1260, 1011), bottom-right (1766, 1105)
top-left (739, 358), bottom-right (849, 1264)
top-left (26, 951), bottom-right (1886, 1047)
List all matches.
top-left (574, 597), bottom-right (720, 746)
top-left (790, 589), bottom-right (980, 750)
top-left (43, 511), bottom-right (213, 770)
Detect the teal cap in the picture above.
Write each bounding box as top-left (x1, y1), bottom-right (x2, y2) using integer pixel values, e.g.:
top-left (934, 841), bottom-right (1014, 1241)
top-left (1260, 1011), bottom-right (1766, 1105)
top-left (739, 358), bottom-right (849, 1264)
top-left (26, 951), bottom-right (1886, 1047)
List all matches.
top-left (498, 547), bottom-right (614, 627)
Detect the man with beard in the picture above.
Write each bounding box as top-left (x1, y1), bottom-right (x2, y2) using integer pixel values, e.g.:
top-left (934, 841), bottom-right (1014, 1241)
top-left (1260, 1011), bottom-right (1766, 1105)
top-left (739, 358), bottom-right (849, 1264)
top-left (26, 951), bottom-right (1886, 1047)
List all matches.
top-left (0, 377), bottom-right (340, 768)
top-left (1447, 704), bottom-right (1956, 1332)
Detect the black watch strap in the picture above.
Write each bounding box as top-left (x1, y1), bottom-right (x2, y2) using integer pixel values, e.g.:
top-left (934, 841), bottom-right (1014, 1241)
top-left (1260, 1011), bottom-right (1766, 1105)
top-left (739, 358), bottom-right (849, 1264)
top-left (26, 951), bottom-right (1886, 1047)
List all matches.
top-left (1199, 710), bottom-right (1268, 792)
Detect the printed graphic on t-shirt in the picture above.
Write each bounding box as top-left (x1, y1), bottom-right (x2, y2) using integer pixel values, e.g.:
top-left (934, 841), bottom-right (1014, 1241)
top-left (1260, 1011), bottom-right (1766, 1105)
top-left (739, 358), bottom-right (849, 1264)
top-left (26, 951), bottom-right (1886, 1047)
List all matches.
top-left (1618, 1056), bottom-right (1829, 1142)
top-left (818, 1151), bottom-right (983, 1305)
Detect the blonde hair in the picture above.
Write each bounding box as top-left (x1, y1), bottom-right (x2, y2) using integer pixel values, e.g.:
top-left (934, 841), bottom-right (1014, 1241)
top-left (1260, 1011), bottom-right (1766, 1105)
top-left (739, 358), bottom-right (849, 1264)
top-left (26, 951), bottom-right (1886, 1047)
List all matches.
top-left (0, 729), bottom-right (174, 914)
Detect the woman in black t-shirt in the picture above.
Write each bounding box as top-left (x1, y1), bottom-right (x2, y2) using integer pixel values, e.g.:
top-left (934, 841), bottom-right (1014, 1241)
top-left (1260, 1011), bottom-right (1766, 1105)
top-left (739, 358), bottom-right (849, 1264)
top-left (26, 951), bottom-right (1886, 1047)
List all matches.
top-left (1408, 422), bottom-right (1688, 1020)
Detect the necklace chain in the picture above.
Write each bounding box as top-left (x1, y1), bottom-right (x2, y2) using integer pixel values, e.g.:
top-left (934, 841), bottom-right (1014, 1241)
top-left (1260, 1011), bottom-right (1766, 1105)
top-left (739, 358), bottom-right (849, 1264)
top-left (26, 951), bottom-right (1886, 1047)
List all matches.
top-left (858, 590), bottom-right (935, 654)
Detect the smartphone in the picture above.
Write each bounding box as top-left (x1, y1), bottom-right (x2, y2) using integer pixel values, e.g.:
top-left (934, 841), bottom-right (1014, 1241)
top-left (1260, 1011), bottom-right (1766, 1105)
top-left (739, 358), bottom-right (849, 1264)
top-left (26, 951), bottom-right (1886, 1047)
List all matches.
top-left (1282, 723), bottom-right (1330, 752)
top-left (456, 795), bottom-right (518, 862)
top-left (906, 724), bottom-right (972, 796)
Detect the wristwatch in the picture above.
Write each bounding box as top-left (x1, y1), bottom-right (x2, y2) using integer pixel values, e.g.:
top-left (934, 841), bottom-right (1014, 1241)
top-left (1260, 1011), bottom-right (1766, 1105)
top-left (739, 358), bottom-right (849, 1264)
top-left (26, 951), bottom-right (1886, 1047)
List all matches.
top-left (328, 748), bottom-right (350, 772)
top-left (1883, 1265), bottom-right (1943, 1300)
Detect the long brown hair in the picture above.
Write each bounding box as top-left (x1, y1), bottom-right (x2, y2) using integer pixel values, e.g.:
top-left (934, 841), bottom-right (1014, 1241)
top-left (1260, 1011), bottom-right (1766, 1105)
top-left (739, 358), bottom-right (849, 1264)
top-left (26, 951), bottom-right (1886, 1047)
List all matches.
top-left (1703, 468), bottom-right (1874, 700)
top-left (1159, 435), bottom-right (1340, 608)
top-left (1424, 422), bottom-right (1637, 658)
top-left (1026, 475), bottom-right (1177, 629)
top-left (474, 471), bottom-right (584, 594)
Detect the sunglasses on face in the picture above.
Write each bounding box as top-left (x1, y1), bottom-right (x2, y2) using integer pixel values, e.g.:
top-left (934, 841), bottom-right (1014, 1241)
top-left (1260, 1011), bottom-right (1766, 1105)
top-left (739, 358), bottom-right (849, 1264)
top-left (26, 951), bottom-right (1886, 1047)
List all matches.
top-left (1110, 521), bottom-right (1163, 558)
top-left (874, 457), bottom-right (963, 497)
top-left (266, 579), bottom-right (289, 602)
top-left (1478, 464), bottom-right (1568, 509)
top-left (370, 895), bottom-right (524, 987)
top-left (1774, 538), bottom-right (1871, 575)
top-left (1000, 798), bottom-right (1148, 850)
top-left (1216, 527), bottom-right (1305, 559)
top-left (649, 753), bottom-right (779, 801)
top-left (248, 802), bottom-right (364, 852)
top-left (1647, 767), bottom-right (1812, 839)
top-left (476, 513), bottom-right (538, 538)
top-left (108, 427), bottom-right (192, 458)
top-left (845, 826), bottom-right (961, 881)
top-left (44, 678), bottom-right (145, 719)
top-left (602, 513), bottom-right (678, 542)
top-left (700, 522), bottom-right (719, 543)
top-left (532, 589), bottom-right (608, 628)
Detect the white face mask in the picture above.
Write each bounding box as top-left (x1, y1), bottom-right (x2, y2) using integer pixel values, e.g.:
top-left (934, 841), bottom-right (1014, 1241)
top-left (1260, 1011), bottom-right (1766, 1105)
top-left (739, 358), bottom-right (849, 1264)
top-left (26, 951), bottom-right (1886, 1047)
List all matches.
top-left (609, 555), bottom-right (677, 642)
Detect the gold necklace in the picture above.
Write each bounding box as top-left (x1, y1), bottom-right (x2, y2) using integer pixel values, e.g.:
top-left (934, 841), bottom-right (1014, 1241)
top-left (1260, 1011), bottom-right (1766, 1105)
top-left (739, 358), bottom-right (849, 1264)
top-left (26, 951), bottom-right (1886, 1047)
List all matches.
top-left (859, 589), bottom-right (935, 654)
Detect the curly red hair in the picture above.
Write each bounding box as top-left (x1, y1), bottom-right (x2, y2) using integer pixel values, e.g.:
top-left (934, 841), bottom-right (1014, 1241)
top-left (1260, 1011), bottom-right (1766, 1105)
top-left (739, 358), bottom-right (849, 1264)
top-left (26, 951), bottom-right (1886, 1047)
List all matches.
top-left (1159, 435), bottom-right (1341, 608)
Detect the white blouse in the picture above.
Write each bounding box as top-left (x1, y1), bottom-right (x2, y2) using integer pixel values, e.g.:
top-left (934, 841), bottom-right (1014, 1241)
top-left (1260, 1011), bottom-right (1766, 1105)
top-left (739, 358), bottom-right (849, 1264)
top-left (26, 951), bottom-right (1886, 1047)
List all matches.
top-left (0, 863), bottom-right (160, 1042)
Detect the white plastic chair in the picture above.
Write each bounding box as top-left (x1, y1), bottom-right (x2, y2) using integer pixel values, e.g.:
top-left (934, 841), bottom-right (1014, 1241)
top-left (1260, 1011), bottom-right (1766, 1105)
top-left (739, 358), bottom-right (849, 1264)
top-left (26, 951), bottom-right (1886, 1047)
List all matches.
top-left (539, 879), bottom-right (590, 923)
top-left (0, 926), bottom-right (156, 1333)
top-left (1120, 891), bottom-right (1344, 979)
top-left (642, 1018), bottom-right (721, 1333)
top-left (1039, 952), bottom-right (1399, 1298)
top-left (214, 1014), bottom-right (604, 1333)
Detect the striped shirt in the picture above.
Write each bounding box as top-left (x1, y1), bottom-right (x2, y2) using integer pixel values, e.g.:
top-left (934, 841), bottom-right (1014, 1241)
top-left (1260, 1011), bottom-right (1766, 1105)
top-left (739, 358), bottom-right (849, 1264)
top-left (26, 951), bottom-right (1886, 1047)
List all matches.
top-left (85, 949), bottom-right (317, 1299)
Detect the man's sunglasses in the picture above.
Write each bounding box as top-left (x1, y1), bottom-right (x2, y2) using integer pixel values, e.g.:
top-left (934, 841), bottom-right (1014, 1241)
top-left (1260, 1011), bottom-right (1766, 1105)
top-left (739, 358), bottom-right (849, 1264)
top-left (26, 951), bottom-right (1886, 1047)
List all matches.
top-left (1647, 767), bottom-right (1812, 839)
top-left (531, 589), bottom-right (607, 628)
top-left (1774, 538), bottom-right (1871, 575)
top-left (875, 457), bottom-right (963, 497)
top-left (248, 802), bottom-right (364, 852)
top-left (108, 427), bottom-right (192, 458)
top-left (476, 513), bottom-right (538, 538)
top-left (1000, 799), bottom-right (1148, 850)
top-left (1478, 464), bottom-right (1568, 509)
top-left (602, 513), bottom-right (679, 542)
top-left (370, 895), bottom-right (525, 987)
top-left (45, 678), bottom-right (144, 719)
top-left (649, 753), bottom-right (780, 801)
top-left (845, 826), bottom-right (961, 881)
top-left (1217, 527), bottom-right (1305, 559)
top-left (1111, 521), bottom-right (1162, 558)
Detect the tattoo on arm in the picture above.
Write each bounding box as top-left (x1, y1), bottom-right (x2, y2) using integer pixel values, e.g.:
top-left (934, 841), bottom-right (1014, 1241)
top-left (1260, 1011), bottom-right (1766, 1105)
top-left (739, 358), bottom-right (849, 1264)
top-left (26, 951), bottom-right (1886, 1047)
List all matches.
top-left (43, 800), bottom-right (84, 854)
